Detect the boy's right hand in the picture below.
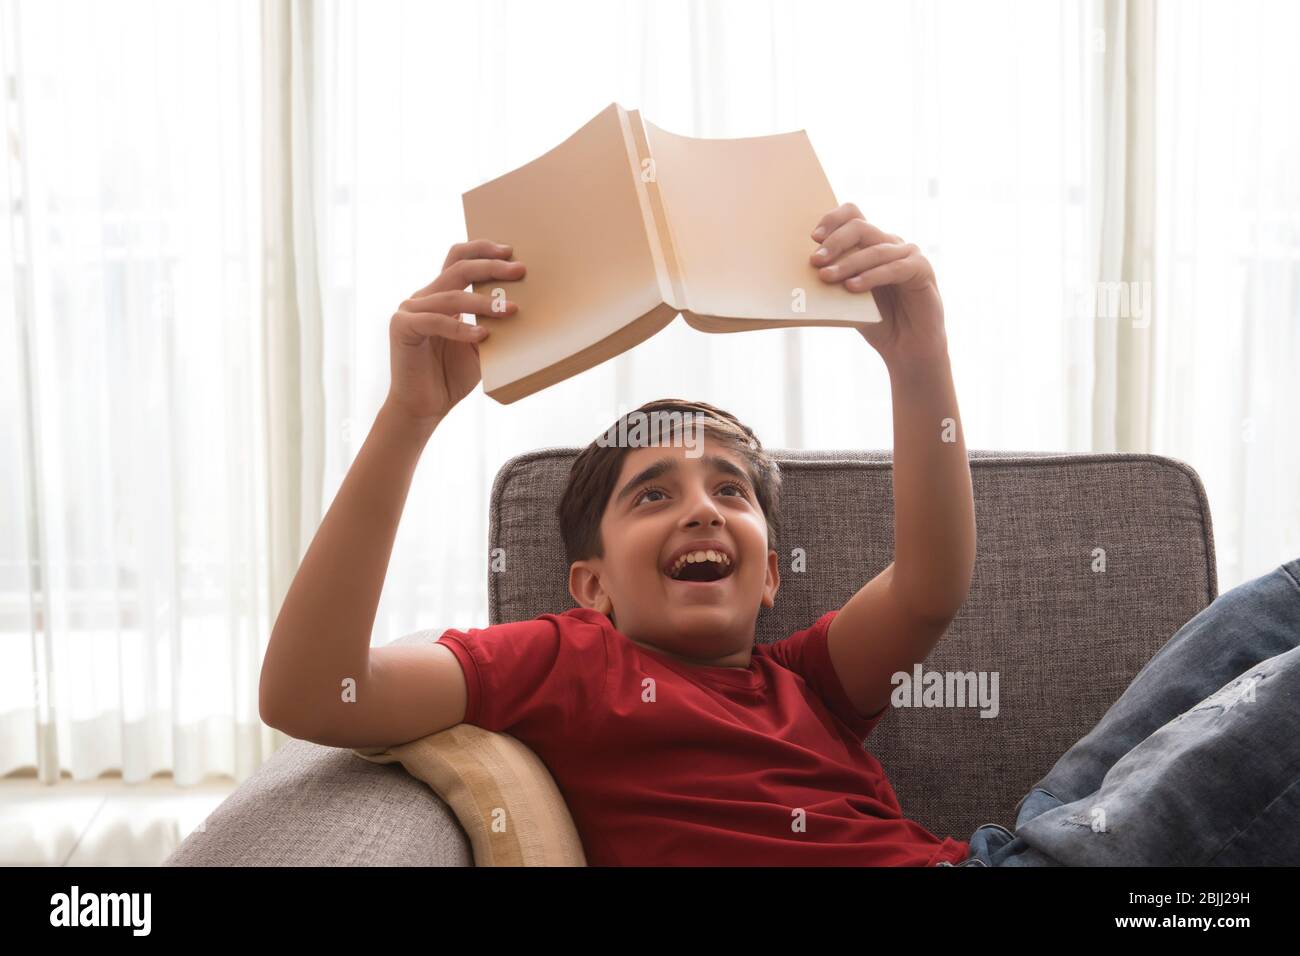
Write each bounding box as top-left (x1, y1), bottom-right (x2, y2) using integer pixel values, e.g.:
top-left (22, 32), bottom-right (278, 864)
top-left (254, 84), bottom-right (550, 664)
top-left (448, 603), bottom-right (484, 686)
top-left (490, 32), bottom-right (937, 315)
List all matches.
top-left (387, 239), bottom-right (525, 425)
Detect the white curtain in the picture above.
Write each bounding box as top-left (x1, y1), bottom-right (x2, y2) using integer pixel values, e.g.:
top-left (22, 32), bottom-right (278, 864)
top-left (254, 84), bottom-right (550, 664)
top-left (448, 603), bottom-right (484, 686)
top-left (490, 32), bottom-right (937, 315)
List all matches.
top-left (0, 0), bottom-right (270, 783)
top-left (1089, 0), bottom-right (1155, 451)
top-left (1150, 0), bottom-right (1300, 589)
top-left (1, 0), bottom-right (1295, 785)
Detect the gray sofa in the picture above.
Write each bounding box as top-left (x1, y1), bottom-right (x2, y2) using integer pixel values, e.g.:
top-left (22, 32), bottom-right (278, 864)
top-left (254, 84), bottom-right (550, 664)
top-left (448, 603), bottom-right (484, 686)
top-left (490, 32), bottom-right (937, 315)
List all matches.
top-left (166, 448), bottom-right (1217, 866)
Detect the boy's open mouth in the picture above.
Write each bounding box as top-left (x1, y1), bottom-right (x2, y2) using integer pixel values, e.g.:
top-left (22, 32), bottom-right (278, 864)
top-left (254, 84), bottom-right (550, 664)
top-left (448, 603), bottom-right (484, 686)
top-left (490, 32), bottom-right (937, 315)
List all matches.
top-left (662, 549), bottom-right (735, 584)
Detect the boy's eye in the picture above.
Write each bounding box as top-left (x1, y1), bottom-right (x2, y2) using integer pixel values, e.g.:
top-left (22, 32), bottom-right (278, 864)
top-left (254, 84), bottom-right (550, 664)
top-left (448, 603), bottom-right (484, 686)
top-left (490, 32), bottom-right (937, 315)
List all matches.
top-left (634, 482), bottom-right (747, 506)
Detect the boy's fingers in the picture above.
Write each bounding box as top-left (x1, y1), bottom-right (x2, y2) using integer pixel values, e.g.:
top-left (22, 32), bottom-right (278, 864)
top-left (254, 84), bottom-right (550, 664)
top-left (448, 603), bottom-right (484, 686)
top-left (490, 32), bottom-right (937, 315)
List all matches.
top-left (842, 256), bottom-right (917, 292)
top-left (390, 310), bottom-right (489, 345)
top-left (411, 257), bottom-right (525, 298)
top-left (818, 241), bottom-right (915, 283)
top-left (447, 257), bottom-right (525, 292)
top-left (443, 239), bottom-right (514, 271)
top-left (403, 242), bottom-right (516, 298)
top-left (402, 289), bottom-right (517, 318)
top-left (811, 218), bottom-right (896, 266)
top-left (811, 202), bottom-right (863, 241)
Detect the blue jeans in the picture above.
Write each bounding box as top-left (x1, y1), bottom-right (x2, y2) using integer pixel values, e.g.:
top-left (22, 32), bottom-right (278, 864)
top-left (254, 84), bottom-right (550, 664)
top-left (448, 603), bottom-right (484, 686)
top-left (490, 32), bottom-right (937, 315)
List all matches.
top-left (941, 558), bottom-right (1300, 867)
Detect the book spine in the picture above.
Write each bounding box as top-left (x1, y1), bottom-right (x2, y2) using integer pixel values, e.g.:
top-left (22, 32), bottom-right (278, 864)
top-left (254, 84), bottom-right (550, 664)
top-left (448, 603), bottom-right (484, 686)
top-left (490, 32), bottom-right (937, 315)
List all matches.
top-left (620, 108), bottom-right (688, 311)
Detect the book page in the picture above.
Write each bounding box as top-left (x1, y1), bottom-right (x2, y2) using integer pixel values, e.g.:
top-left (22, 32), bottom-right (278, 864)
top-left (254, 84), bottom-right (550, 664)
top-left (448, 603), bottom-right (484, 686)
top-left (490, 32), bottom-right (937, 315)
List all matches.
top-left (462, 103), bottom-right (666, 397)
top-left (642, 120), bottom-right (883, 325)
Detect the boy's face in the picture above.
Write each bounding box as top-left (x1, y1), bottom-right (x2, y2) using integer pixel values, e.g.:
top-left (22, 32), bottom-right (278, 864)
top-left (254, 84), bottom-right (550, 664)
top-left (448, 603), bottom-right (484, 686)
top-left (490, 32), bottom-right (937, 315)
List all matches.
top-left (568, 436), bottom-right (780, 667)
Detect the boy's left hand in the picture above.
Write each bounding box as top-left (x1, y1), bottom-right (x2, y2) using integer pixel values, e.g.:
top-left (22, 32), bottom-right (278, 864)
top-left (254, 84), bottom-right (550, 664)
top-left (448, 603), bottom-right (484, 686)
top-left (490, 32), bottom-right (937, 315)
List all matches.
top-left (809, 202), bottom-right (947, 368)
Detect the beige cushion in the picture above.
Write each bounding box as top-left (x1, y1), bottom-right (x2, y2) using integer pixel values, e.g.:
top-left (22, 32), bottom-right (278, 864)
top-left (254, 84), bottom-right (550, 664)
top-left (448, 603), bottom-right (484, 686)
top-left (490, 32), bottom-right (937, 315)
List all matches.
top-left (352, 723), bottom-right (586, 866)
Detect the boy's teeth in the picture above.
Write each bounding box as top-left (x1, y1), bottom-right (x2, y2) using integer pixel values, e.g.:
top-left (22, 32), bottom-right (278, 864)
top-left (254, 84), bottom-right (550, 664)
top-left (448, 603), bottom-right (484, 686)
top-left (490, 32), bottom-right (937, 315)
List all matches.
top-left (668, 549), bottom-right (732, 576)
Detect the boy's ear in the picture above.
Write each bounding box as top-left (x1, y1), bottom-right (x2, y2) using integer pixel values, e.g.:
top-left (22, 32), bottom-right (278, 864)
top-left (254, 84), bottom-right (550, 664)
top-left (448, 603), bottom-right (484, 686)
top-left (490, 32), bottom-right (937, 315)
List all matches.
top-left (568, 561), bottom-right (613, 616)
top-left (761, 548), bottom-right (780, 608)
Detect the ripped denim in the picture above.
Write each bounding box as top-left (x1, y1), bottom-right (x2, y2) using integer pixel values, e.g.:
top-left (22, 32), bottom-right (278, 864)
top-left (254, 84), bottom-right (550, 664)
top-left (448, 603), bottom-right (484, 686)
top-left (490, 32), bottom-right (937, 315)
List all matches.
top-left (940, 557), bottom-right (1300, 867)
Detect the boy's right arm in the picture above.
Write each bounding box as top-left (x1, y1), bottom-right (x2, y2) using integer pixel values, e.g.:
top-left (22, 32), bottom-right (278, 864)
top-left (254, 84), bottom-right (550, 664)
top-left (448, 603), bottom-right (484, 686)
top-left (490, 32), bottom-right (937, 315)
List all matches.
top-left (258, 401), bottom-right (469, 749)
top-left (259, 240), bottom-right (525, 749)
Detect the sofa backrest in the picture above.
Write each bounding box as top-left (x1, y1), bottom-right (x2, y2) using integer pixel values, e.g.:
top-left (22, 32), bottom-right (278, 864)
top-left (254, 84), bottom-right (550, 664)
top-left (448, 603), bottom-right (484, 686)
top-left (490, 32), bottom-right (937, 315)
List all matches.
top-left (488, 448), bottom-right (1218, 845)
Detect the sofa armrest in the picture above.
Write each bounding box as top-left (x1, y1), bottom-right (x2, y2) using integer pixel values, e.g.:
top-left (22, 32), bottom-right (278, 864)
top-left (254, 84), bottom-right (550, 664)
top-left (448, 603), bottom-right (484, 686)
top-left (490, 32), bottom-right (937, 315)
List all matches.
top-left (163, 733), bottom-right (473, 867)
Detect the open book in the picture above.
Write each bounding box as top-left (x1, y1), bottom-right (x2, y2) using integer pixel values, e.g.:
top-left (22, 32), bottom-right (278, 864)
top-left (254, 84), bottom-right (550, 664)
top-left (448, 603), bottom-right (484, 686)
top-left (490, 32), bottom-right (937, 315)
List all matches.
top-left (462, 102), bottom-right (883, 404)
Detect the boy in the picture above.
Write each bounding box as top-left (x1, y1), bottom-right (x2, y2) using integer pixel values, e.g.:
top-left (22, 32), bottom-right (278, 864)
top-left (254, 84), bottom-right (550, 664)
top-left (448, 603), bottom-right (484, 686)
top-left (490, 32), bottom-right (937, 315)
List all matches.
top-left (259, 203), bottom-right (1300, 866)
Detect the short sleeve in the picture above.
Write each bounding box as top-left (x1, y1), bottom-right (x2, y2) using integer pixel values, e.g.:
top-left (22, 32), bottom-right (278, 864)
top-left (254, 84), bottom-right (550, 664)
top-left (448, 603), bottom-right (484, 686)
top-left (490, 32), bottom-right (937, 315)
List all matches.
top-left (758, 609), bottom-right (887, 742)
top-left (435, 612), bottom-right (607, 738)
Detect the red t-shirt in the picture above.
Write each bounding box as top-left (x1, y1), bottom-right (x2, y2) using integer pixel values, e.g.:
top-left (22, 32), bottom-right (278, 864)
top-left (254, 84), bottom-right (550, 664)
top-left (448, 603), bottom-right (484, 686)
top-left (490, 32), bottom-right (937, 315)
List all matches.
top-left (436, 605), bottom-right (970, 866)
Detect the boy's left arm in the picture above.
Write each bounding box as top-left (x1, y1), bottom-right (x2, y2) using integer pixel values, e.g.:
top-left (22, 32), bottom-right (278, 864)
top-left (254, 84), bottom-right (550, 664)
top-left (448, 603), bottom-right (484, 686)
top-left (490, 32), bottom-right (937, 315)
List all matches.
top-left (808, 203), bottom-right (977, 720)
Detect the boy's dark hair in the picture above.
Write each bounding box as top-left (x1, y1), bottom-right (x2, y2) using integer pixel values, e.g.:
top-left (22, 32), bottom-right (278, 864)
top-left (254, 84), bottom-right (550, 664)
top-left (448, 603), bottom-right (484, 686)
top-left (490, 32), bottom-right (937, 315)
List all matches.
top-left (556, 398), bottom-right (782, 569)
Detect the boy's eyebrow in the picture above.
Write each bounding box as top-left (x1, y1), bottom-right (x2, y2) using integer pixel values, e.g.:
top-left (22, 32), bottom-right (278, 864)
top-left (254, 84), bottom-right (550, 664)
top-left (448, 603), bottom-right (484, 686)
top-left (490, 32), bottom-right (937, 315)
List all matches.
top-left (614, 455), bottom-right (752, 505)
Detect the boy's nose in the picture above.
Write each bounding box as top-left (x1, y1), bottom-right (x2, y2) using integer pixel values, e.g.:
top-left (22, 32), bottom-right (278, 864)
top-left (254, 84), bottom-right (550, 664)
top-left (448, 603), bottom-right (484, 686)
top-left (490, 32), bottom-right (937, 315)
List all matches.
top-left (680, 487), bottom-right (725, 523)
